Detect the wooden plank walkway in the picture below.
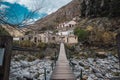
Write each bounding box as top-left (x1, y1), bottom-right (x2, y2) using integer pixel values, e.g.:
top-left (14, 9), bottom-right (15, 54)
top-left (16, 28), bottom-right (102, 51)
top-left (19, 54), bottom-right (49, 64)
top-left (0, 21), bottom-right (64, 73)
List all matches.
top-left (51, 43), bottom-right (75, 80)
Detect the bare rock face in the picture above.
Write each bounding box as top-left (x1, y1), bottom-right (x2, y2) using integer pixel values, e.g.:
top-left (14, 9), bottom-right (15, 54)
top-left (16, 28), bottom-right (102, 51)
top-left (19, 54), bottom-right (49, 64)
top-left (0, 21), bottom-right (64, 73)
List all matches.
top-left (80, 0), bottom-right (120, 17)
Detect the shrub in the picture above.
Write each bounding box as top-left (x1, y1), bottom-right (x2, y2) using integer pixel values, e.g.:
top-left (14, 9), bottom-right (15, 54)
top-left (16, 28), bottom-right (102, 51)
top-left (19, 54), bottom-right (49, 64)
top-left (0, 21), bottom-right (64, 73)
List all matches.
top-left (0, 26), bottom-right (10, 35)
top-left (13, 41), bottom-right (20, 46)
top-left (48, 43), bottom-right (57, 48)
top-left (74, 27), bottom-right (88, 42)
top-left (35, 53), bottom-right (45, 59)
top-left (20, 40), bottom-right (35, 47)
top-left (113, 72), bottom-right (120, 76)
top-left (37, 42), bottom-right (47, 50)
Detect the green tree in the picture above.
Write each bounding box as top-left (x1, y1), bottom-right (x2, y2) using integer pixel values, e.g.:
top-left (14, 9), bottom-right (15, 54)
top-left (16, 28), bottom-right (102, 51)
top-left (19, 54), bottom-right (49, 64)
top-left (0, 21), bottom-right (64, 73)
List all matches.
top-left (74, 27), bottom-right (88, 42)
top-left (0, 26), bottom-right (10, 35)
top-left (37, 42), bottom-right (47, 50)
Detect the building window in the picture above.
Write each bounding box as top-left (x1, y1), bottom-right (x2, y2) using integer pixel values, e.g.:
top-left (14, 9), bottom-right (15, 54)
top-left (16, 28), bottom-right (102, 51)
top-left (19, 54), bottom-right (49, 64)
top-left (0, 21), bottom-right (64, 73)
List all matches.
top-left (28, 37), bottom-right (31, 40)
top-left (21, 38), bottom-right (24, 41)
top-left (34, 37), bottom-right (37, 43)
top-left (75, 37), bottom-right (77, 39)
top-left (52, 37), bottom-right (55, 40)
top-left (70, 24), bottom-right (72, 27)
top-left (67, 37), bottom-right (68, 43)
top-left (38, 40), bottom-right (41, 42)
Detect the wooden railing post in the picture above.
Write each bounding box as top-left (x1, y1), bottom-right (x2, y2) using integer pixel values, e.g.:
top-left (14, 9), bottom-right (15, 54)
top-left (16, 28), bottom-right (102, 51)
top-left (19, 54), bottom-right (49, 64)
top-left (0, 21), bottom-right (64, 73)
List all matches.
top-left (51, 63), bottom-right (54, 71)
top-left (44, 68), bottom-right (47, 80)
top-left (116, 33), bottom-right (120, 69)
top-left (80, 69), bottom-right (83, 80)
top-left (54, 52), bottom-right (57, 66)
top-left (0, 35), bottom-right (13, 80)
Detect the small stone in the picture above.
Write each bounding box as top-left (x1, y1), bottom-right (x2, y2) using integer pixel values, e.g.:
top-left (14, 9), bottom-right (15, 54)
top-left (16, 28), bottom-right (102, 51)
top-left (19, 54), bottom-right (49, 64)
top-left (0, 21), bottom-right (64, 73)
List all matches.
top-left (20, 61), bottom-right (29, 68)
top-left (95, 73), bottom-right (103, 78)
top-left (88, 58), bottom-right (94, 64)
top-left (101, 70), bottom-right (106, 76)
top-left (83, 75), bottom-right (88, 80)
top-left (79, 61), bottom-right (85, 67)
top-left (114, 64), bottom-right (119, 70)
top-left (105, 73), bottom-right (112, 78)
top-left (92, 67), bottom-right (100, 73)
top-left (71, 60), bottom-right (78, 65)
top-left (89, 74), bottom-right (96, 79)
top-left (87, 76), bottom-right (93, 80)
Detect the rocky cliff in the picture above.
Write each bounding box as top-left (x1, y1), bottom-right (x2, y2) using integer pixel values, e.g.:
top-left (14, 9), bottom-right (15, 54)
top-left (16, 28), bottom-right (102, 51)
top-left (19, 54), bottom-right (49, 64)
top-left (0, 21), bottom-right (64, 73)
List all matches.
top-left (80, 0), bottom-right (120, 17)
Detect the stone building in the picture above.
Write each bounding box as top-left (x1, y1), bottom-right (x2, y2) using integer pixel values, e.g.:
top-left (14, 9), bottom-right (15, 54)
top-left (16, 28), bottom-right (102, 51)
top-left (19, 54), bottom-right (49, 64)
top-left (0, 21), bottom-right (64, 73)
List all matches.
top-left (57, 20), bottom-right (77, 30)
top-left (20, 30), bottom-right (78, 44)
top-left (20, 33), bottom-right (49, 44)
top-left (60, 34), bottom-right (78, 44)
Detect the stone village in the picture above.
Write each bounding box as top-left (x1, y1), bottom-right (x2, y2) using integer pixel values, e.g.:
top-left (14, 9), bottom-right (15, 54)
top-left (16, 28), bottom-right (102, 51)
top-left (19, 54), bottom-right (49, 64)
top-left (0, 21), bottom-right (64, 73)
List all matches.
top-left (19, 19), bottom-right (78, 44)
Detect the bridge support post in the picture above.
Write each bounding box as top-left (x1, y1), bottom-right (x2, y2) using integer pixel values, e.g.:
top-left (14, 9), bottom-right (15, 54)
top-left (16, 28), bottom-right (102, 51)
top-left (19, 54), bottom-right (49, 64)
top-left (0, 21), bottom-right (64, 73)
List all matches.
top-left (0, 35), bottom-right (13, 80)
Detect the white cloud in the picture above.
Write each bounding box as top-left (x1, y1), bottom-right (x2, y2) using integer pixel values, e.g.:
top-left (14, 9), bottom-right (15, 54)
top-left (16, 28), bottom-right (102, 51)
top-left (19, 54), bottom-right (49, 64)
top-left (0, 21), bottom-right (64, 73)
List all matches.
top-left (3, 0), bottom-right (44, 11)
top-left (22, 18), bottom-right (36, 25)
top-left (19, 0), bottom-right (43, 11)
top-left (0, 4), bottom-right (9, 10)
top-left (2, 0), bottom-right (18, 4)
top-left (38, 0), bottom-right (72, 14)
top-left (3, 0), bottom-right (72, 14)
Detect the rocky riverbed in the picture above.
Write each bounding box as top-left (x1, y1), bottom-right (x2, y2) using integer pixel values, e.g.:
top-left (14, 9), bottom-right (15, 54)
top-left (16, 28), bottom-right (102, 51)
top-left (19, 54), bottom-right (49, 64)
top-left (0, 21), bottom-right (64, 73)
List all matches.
top-left (71, 55), bottom-right (120, 80)
top-left (9, 54), bottom-right (120, 80)
top-left (9, 58), bottom-right (53, 80)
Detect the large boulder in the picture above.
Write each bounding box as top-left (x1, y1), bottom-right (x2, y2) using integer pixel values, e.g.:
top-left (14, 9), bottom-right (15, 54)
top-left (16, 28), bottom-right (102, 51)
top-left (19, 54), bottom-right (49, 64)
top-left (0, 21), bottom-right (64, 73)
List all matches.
top-left (96, 52), bottom-right (107, 58)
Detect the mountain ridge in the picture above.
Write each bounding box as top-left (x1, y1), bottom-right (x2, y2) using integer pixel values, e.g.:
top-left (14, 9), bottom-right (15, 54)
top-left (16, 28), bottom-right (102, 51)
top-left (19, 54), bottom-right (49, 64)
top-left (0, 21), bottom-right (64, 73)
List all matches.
top-left (27, 0), bottom-right (120, 32)
top-left (28, 0), bottom-right (80, 30)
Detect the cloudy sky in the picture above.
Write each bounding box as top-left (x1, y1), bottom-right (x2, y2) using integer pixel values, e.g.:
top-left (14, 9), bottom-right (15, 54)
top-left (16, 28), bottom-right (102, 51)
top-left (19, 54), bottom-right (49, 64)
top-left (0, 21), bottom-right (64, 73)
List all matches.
top-left (0, 0), bottom-right (72, 26)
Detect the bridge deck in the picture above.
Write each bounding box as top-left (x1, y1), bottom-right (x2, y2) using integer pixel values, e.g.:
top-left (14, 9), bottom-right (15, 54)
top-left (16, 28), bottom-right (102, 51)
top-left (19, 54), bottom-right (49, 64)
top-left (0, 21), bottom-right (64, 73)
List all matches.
top-left (51, 43), bottom-right (75, 80)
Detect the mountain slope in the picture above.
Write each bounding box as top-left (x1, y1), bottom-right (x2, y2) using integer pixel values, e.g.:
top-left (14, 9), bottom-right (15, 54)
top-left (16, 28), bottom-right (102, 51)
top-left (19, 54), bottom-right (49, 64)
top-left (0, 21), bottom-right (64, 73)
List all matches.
top-left (1, 24), bottom-right (24, 37)
top-left (28, 0), bottom-right (120, 31)
top-left (29, 0), bottom-right (81, 30)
